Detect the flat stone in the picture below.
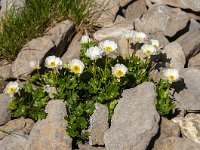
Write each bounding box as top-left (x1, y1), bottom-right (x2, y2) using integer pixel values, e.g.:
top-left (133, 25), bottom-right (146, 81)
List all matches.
top-left (0, 131), bottom-right (28, 150)
top-left (173, 68), bottom-right (200, 110)
top-left (140, 4), bottom-right (189, 37)
top-left (162, 42), bottom-right (185, 69)
top-left (176, 29), bottom-right (200, 59)
top-left (0, 94), bottom-right (11, 125)
top-left (126, 0), bottom-right (147, 19)
top-left (104, 82), bottom-right (160, 150)
top-left (25, 100), bottom-right (72, 150)
top-left (153, 137), bottom-right (200, 150)
top-left (188, 53), bottom-right (200, 68)
top-left (12, 20), bottom-right (75, 79)
top-left (150, 0), bottom-right (200, 12)
top-left (61, 33), bottom-right (81, 64)
top-left (89, 103), bottom-right (109, 146)
top-left (172, 113), bottom-right (200, 143)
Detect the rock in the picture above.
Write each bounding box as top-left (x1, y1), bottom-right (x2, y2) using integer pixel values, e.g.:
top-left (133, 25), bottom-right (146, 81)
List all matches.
top-left (114, 15), bottom-right (126, 24)
top-left (172, 113), bottom-right (200, 143)
top-left (189, 19), bottom-right (200, 30)
top-left (150, 32), bottom-right (169, 47)
top-left (93, 20), bottom-right (134, 41)
top-left (89, 103), bottom-right (109, 146)
top-left (0, 131), bottom-right (28, 150)
top-left (1, 0), bottom-right (25, 12)
top-left (0, 94), bottom-right (11, 125)
top-left (150, 0), bottom-right (200, 12)
top-left (126, 0), bottom-right (147, 19)
top-left (0, 117), bottom-right (31, 139)
top-left (104, 82), bottom-right (160, 150)
top-left (173, 68), bottom-right (200, 110)
top-left (0, 80), bottom-right (7, 93)
top-left (93, 0), bottom-right (119, 27)
top-left (12, 20), bottom-right (75, 79)
top-left (188, 53), bottom-right (200, 68)
top-left (26, 100), bottom-right (72, 150)
top-left (78, 144), bottom-right (106, 150)
top-left (139, 4), bottom-right (189, 37)
top-left (162, 42), bottom-right (185, 69)
top-left (118, 0), bottom-right (132, 7)
top-left (61, 33), bottom-right (81, 64)
top-left (22, 118), bottom-right (35, 134)
top-left (0, 64), bottom-right (12, 79)
top-left (153, 137), bottom-right (200, 150)
top-left (176, 29), bottom-right (200, 59)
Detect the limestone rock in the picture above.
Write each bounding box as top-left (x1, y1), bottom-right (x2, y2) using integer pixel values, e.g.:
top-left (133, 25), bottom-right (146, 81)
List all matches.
top-left (139, 4), bottom-right (189, 37)
top-left (153, 137), bottom-right (200, 150)
top-left (61, 33), bottom-right (81, 64)
top-left (12, 20), bottom-right (75, 79)
top-left (26, 100), bottom-right (72, 150)
top-left (93, 20), bottom-right (134, 41)
top-left (172, 113), bottom-right (200, 143)
top-left (150, 0), bottom-right (200, 12)
top-left (104, 82), bottom-right (160, 150)
top-left (162, 42), bottom-right (185, 69)
top-left (0, 94), bottom-right (11, 125)
top-left (0, 117), bottom-right (32, 139)
top-left (176, 29), bottom-right (200, 59)
top-left (89, 103), bottom-right (109, 146)
top-left (188, 53), bottom-right (200, 68)
top-left (118, 0), bottom-right (133, 7)
top-left (0, 80), bottom-right (7, 93)
top-left (1, 0), bottom-right (25, 12)
top-left (0, 64), bottom-right (12, 79)
top-left (0, 131), bottom-right (28, 150)
top-left (126, 0), bottom-right (147, 19)
top-left (173, 68), bottom-right (200, 110)
top-left (78, 144), bottom-right (106, 150)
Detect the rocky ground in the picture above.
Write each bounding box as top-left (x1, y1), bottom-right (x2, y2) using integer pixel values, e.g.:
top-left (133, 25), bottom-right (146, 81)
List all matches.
top-left (0, 0), bottom-right (200, 150)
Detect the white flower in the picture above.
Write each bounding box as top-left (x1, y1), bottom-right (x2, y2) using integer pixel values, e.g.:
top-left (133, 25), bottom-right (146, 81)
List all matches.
top-left (30, 60), bottom-right (41, 69)
top-left (68, 59), bottom-right (85, 74)
top-left (112, 64), bottom-right (128, 78)
top-left (133, 32), bottom-right (147, 43)
top-left (150, 39), bottom-right (159, 49)
top-left (141, 44), bottom-right (156, 56)
top-left (4, 81), bottom-right (19, 97)
top-left (45, 56), bottom-right (62, 69)
top-left (163, 69), bottom-right (179, 82)
top-left (85, 46), bottom-right (104, 60)
top-left (81, 35), bottom-right (90, 44)
top-left (121, 30), bottom-right (137, 39)
top-left (99, 40), bottom-right (118, 54)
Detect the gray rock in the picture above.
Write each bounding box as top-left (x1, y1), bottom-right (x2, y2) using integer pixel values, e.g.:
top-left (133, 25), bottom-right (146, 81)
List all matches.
top-left (0, 131), bottom-right (28, 150)
top-left (150, 0), bottom-right (200, 12)
top-left (1, 0), bottom-right (25, 12)
top-left (176, 29), bottom-right (200, 59)
top-left (26, 100), bottom-right (72, 150)
top-left (173, 68), bottom-right (200, 110)
top-left (78, 144), bottom-right (106, 150)
top-left (153, 137), bottom-right (200, 150)
top-left (89, 103), bottom-right (109, 146)
top-left (172, 113), bottom-right (200, 143)
top-left (114, 15), bottom-right (126, 24)
top-left (0, 64), bottom-right (12, 79)
top-left (93, 20), bottom-right (134, 41)
top-left (162, 42), bottom-right (185, 69)
top-left (61, 33), bottom-right (81, 64)
top-left (118, 0), bottom-right (133, 7)
top-left (126, 0), bottom-right (147, 19)
top-left (104, 82), bottom-right (160, 150)
top-left (93, 0), bottom-right (119, 27)
top-left (189, 19), bottom-right (200, 30)
top-left (188, 53), bottom-right (200, 68)
top-left (0, 80), bottom-right (7, 93)
top-left (0, 93), bottom-right (11, 125)
top-left (12, 20), bottom-right (75, 79)
top-left (0, 117), bottom-right (31, 139)
top-left (139, 4), bottom-right (189, 37)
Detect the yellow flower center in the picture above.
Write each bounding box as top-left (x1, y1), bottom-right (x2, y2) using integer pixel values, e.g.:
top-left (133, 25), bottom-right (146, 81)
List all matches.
top-left (144, 49), bottom-right (151, 55)
top-left (71, 65), bottom-right (81, 73)
top-left (7, 87), bottom-right (15, 93)
top-left (50, 61), bottom-right (56, 68)
top-left (115, 70), bottom-right (124, 78)
top-left (104, 46), bottom-right (113, 51)
top-left (168, 74), bottom-right (175, 81)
